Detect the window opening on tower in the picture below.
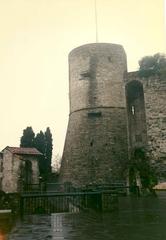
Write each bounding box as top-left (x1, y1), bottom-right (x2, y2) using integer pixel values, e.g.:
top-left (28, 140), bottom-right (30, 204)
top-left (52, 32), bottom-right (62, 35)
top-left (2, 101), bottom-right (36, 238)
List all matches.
top-left (88, 112), bottom-right (102, 118)
top-left (108, 56), bottom-right (112, 62)
top-left (131, 105), bottom-right (135, 115)
top-left (90, 140), bottom-right (94, 147)
top-left (79, 70), bottom-right (91, 80)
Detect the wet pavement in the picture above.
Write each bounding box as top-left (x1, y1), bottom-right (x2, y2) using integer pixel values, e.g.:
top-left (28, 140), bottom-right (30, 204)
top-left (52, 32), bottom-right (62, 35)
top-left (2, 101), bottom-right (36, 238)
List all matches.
top-left (1, 192), bottom-right (166, 240)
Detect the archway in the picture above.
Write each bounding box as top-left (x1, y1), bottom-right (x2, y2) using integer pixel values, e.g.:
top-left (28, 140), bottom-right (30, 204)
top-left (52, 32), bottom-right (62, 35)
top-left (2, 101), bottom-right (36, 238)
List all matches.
top-left (24, 160), bottom-right (32, 185)
top-left (126, 80), bottom-right (147, 151)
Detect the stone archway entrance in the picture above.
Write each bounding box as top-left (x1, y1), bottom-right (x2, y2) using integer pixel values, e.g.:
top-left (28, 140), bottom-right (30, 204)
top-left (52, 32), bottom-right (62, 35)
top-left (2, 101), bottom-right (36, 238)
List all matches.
top-left (126, 80), bottom-right (147, 151)
top-left (19, 160), bottom-right (33, 191)
top-left (24, 160), bottom-right (32, 185)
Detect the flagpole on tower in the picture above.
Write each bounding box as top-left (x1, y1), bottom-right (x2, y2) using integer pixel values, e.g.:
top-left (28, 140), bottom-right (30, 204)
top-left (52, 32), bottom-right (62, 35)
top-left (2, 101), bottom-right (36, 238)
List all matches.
top-left (94, 0), bottom-right (99, 42)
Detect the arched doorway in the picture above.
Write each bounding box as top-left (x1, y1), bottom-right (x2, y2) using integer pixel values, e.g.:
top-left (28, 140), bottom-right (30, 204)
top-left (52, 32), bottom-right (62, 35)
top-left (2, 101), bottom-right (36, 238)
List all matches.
top-left (126, 80), bottom-right (147, 152)
top-left (19, 160), bottom-right (32, 192)
top-left (24, 160), bottom-right (32, 185)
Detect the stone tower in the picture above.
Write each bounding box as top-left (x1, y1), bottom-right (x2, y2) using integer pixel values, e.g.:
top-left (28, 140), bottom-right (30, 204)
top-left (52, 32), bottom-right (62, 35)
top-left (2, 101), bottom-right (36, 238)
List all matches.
top-left (60, 43), bottom-right (129, 187)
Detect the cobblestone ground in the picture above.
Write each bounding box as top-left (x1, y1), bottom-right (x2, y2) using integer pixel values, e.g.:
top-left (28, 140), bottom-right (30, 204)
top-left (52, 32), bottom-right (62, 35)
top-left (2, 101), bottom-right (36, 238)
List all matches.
top-left (0, 192), bottom-right (166, 240)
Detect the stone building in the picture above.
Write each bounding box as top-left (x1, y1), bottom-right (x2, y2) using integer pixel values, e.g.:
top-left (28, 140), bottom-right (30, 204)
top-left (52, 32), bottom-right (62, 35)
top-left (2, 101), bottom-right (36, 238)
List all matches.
top-left (0, 146), bottom-right (42, 193)
top-left (126, 72), bottom-right (166, 181)
top-left (60, 42), bottom-right (166, 187)
top-left (60, 43), bottom-right (129, 186)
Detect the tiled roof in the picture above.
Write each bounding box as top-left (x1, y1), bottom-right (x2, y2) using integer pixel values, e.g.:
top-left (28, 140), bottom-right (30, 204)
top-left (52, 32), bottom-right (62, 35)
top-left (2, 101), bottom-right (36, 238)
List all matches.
top-left (5, 146), bottom-right (43, 156)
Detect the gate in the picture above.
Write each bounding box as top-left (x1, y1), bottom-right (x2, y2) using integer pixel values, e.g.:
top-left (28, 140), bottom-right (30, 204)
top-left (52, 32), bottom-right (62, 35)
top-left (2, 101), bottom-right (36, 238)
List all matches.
top-left (20, 191), bottom-right (118, 215)
top-left (20, 183), bottom-right (139, 215)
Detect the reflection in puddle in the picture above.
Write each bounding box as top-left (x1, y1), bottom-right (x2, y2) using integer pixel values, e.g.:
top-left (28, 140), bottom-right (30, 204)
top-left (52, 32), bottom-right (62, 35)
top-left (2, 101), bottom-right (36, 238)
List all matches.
top-left (0, 194), bottom-right (166, 240)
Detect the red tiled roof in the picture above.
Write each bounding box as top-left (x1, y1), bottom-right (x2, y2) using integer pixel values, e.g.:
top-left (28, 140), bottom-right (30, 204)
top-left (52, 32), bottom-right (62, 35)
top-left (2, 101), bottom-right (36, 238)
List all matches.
top-left (5, 146), bottom-right (43, 156)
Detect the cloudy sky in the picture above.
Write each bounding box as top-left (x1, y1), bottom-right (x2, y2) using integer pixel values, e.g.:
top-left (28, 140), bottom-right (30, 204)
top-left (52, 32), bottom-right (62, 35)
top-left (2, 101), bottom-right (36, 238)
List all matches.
top-left (0, 0), bottom-right (165, 158)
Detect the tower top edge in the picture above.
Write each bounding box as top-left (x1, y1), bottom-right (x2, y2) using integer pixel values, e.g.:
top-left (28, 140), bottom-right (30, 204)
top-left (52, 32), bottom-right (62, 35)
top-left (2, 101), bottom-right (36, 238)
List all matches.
top-left (69, 42), bottom-right (125, 57)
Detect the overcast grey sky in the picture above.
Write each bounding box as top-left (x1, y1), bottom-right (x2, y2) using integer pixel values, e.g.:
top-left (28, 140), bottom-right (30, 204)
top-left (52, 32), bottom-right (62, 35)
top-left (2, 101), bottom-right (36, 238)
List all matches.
top-left (0, 0), bottom-right (165, 158)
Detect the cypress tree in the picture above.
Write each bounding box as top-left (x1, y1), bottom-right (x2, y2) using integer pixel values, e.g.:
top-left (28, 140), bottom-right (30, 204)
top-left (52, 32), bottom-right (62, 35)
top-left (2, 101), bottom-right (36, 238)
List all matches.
top-left (34, 131), bottom-right (46, 177)
top-left (34, 131), bottom-right (45, 154)
top-left (45, 127), bottom-right (53, 173)
top-left (20, 126), bottom-right (35, 148)
top-left (20, 127), bottom-right (53, 179)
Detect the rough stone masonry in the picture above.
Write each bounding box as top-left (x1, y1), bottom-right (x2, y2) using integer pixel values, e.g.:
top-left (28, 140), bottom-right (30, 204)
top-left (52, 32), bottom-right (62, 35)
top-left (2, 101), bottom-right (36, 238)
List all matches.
top-left (60, 43), bottom-right (166, 187)
top-left (60, 43), bottom-right (129, 186)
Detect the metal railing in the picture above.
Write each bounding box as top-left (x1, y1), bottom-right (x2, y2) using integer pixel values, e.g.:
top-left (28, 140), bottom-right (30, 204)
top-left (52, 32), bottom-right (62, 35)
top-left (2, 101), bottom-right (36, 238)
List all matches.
top-left (20, 182), bottom-right (140, 215)
top-left (20, 191), bottom-right (118, 215)
top-left (23, 182), bottom-right (136, 195)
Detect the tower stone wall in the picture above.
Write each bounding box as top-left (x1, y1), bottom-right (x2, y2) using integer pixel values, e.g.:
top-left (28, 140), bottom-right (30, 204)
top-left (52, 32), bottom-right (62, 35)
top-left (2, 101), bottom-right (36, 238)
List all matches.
top-left (126, 72), bottom-right (166, 180)
top-left (60, 43), bottom-right (129, 186)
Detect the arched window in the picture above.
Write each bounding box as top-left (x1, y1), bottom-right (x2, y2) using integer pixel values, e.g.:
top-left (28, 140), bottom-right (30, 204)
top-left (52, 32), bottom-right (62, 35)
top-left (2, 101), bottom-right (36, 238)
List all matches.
top-left (126, 80), bottom-right (147, 149)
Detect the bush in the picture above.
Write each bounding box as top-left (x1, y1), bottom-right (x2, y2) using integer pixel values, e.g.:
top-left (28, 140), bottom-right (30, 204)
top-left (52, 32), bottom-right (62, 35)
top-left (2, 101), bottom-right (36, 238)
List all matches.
top-left (138, 53), bottom-right (166, 78)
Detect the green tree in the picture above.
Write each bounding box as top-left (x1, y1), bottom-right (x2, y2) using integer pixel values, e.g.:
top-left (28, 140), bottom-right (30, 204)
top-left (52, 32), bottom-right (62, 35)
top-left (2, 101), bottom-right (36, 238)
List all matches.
top-left (34, 131), bottom-right (46, 177)
top-left (129, 148), bottom-right (157, 195)
top-left (20, 127), bottom-right (35, 148)
top-left (139, 53), bottom-right (166, 78)
top-left (34, 131), bottom-right (45, 154)
top-left (45, 127), bottom-right (53, 173)
top-left (20, 127), bottom-right (53, 179)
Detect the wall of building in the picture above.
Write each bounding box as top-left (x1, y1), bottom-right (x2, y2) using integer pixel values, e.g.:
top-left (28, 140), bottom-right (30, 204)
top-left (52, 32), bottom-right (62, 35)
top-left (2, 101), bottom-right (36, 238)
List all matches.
top-left (1, 150), bottom-right (39, 193)
top-left (126, 72), bottom-right (166, 180)
top-left (69, 43), bottom-right (127, 112)
top-left (61, 108), bottom-right (128, 186)
top-left (61, 43), bottom-right (129, 186)
top-left (2, 149), bottom-right (17, 192)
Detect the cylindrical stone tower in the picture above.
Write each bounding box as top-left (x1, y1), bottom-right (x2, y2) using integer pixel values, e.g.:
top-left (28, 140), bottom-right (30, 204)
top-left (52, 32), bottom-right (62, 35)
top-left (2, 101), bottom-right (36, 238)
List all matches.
top-left (60, 43), bottom-right (128, 186)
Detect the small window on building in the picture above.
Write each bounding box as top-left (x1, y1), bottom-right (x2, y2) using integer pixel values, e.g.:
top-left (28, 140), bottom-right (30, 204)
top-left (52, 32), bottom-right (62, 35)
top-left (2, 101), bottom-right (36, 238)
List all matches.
top-left (88, 112), bottom-right (102, 118)
top-left (131, 105), bottom-right (135, 115)
top-left (90, 140), bottom-right (94, 147)
top-left (108, 56), bottom-right (112, 62)
top-left (80, 70), bottom-right (91, 80)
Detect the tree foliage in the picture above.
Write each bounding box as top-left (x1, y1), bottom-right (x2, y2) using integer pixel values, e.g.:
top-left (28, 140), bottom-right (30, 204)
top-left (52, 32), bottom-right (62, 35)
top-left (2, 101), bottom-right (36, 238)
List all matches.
top-left (34, 131), bottom-right (46, 177)
top-left (45, 127), bottom-right (53, 173)
top-left (138, 53), bottom-right (166, 78)
top-left (20, 127), bottom-right (53, 179)
top-left (20, 127), bottom-right (35, 148)
top-left (34, 131), bottom-right (45, 154)
top-left (129, 148), bottom-right (157, 195)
